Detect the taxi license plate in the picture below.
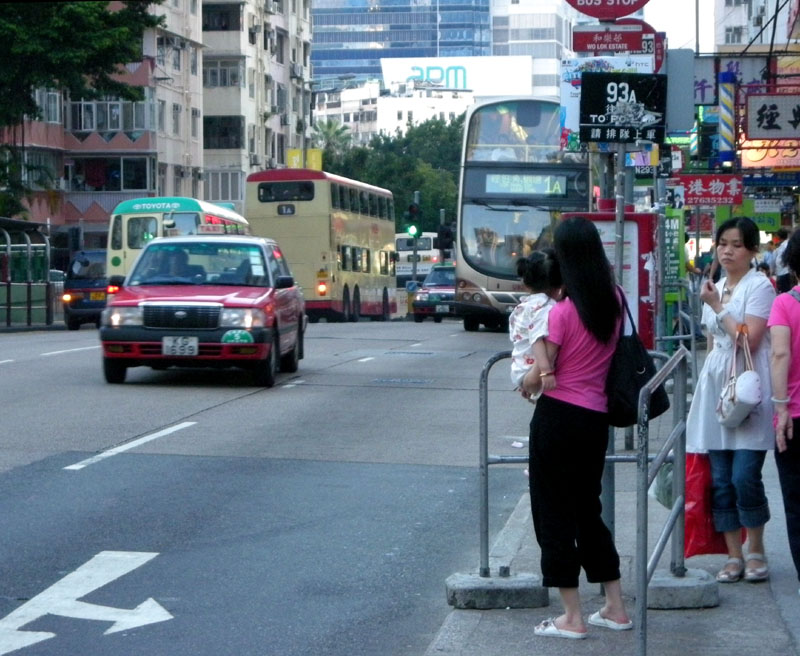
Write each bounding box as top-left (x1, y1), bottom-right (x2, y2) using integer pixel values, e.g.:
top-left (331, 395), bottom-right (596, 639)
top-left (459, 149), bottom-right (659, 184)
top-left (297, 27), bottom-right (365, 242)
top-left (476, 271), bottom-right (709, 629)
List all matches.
top-left (89, 291), bottom-right (106, 301)
top-left (435, 304), bottom-right (449, 313)
top-left (162, 336), bottom-right (198, 356)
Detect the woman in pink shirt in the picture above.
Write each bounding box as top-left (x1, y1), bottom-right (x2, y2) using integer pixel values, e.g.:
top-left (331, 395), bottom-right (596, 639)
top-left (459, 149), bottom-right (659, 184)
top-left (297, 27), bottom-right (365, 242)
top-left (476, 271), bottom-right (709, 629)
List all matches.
top-left (768, 228), bottom-right (800, 594)
top-left (522, 217), bottom-right (631, 639)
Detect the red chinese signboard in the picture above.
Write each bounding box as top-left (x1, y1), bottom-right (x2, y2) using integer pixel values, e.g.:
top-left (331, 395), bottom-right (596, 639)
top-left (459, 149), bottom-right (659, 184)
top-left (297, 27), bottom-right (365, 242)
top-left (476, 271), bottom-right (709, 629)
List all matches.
top-left (669, 174), bottom-right (744, 206)
top-left (572, 23), bottom-right (646, 53)
top-left (565, 0), bottom-right (651, 21)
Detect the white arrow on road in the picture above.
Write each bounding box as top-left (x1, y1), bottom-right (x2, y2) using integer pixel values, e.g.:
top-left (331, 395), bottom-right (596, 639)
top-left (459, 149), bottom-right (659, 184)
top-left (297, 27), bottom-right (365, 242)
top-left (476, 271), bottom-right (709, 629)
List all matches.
top-left (0, 551), bottom-right (173, 655)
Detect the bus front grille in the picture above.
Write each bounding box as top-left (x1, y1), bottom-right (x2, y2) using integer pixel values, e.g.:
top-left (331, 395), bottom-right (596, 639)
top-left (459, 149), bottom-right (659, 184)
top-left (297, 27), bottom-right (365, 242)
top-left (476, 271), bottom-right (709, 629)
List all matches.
top-left (143, 305), bottom-right (220, 329)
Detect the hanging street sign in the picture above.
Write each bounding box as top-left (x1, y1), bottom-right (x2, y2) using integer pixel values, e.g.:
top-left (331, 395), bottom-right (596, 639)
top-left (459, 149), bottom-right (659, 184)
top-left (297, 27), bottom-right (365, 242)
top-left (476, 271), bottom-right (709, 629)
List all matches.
top-left (745, 93), bottom-right (800, 140)
top-left (668, 174), bottom-right (744, 206)
top-left (572, 18), bottom-right (664, 72)
top-left (564, 0), bottom-right (652, 21)
top-left (579, 72), bottom-right (668, 144)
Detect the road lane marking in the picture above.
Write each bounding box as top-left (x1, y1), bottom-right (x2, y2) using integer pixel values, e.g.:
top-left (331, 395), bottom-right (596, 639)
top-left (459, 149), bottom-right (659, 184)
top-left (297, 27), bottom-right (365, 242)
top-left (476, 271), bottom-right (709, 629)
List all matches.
top-left (64, 422), bottom-right (196, 471)
top-left (358, 357), bottom-right (374, 362)
top-left (411, 342), bottom-right (422, 347)
top-left (0, 551), bottom-right (172, 655)
top-left (0, 360), bottom-right (13, 365)
top-left (40, 345), bottom-right (100, 357)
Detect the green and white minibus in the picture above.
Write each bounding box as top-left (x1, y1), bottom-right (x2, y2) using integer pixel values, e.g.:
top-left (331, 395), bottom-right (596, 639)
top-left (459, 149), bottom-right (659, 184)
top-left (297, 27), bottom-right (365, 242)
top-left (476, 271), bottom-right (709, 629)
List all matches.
top-left (106, 197), bottom-right (250, 278)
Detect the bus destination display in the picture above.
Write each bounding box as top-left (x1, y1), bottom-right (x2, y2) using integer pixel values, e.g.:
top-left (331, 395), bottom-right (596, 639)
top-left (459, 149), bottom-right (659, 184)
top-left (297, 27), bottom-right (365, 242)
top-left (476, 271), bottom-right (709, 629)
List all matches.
top-left (485, 173), bottom-right (568, 196)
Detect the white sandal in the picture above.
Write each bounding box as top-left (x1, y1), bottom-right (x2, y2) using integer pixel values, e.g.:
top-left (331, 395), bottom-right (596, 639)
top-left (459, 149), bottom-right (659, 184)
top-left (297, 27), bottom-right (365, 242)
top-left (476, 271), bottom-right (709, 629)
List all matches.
top-left (716, 557), bottom-right (744, 583)
top-left (744, 553), bottom-right (769, 582)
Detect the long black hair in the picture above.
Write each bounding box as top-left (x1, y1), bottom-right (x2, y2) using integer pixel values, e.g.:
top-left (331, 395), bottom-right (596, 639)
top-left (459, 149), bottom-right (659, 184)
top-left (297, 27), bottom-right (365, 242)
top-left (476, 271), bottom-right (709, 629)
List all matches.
top-left (516, 248), bottom-right (561, 293)
top-left (553, 216), bottom-right (620, 343)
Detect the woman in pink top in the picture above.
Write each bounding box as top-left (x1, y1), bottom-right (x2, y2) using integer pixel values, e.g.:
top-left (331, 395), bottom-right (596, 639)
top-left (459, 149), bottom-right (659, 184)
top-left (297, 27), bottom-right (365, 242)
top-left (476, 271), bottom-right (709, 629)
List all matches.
top-left (522, 217), bottom-right (630, 639)
top-left (768, 228), bottom-right (800, 594)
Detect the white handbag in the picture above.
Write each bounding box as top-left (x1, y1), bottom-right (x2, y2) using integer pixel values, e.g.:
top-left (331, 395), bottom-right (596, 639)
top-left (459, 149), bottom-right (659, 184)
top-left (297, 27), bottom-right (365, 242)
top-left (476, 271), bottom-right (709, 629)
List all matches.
top-left (716, 323), bottom-right (762, 428)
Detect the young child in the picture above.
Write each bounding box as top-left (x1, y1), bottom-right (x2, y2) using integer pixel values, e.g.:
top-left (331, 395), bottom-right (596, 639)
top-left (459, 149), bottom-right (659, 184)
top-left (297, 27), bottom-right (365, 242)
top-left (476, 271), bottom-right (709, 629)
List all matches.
top-left (509, 248), bottom-right (562, 395)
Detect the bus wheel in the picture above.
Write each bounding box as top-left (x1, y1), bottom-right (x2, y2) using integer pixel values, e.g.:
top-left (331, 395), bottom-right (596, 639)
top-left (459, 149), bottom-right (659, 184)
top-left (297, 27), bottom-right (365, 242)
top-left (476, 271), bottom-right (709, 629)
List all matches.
top-left (433, 317), bottom-right (443, 323)
top-left (379, 288), bottom-right (390, 321)
top-left (103, 358), bottom-right (127, 384)
top-left (464, 316), bottom-right (480, 332)
top-left (351, 288), bottom-right (361, 322)
top-left (340, 287), bottom-right (351, 322)
top-left (254, 335), bottom-right (279, 387)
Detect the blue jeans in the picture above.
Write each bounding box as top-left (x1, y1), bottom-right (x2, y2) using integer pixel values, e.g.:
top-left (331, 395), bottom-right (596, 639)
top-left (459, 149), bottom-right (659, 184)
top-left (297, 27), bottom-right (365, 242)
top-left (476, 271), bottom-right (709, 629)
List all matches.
top-left (708, 449), bottom-right (770, 533)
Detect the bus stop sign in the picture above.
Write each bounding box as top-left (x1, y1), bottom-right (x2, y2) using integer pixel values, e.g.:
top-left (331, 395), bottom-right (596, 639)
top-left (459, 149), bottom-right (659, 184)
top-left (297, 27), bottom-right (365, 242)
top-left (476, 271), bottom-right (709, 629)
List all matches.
top-left (565, 0), bottom-right (651, 20)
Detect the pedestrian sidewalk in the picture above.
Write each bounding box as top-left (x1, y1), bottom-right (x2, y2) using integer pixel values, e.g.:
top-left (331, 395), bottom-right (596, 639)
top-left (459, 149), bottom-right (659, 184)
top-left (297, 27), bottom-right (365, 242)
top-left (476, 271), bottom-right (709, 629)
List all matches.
top-left (425, 409), bottom-right (800, 656)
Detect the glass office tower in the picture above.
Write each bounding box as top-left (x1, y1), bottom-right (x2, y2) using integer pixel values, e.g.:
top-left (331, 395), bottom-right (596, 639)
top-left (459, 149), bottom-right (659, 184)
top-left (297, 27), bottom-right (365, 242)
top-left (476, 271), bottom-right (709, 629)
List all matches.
top-left (312, 0), bottom-right (490, 82)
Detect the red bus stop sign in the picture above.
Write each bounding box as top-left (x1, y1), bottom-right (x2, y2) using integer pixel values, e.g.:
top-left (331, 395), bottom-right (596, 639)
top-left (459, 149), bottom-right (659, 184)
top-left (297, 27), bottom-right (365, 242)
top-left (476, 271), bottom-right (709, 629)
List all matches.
top-left (565, 0), bottom-right (651, 20)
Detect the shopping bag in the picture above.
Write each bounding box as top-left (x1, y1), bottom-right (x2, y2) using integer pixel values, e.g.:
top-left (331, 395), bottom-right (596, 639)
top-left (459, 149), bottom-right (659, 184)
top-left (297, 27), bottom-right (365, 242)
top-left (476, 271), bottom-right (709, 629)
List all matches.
top-left (684, 452), bottom-right (745, 558)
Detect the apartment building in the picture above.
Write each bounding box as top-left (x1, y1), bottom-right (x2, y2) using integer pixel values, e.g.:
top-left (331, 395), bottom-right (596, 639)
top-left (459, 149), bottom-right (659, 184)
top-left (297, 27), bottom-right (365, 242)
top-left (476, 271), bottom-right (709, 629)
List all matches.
top-left (12, 0), bottom-right (311, 227)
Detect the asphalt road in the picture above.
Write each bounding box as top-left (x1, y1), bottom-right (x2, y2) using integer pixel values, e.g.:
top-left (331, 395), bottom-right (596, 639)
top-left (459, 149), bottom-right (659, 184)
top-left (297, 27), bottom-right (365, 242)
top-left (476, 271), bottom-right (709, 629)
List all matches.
top-left (0, 319), bottom-right (534, 656)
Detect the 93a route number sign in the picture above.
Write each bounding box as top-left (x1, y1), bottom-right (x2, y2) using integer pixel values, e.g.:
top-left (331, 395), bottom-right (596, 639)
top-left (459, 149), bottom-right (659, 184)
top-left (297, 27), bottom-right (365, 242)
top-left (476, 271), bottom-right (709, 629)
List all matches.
top-left (565, 0), bottom-right (651, 20)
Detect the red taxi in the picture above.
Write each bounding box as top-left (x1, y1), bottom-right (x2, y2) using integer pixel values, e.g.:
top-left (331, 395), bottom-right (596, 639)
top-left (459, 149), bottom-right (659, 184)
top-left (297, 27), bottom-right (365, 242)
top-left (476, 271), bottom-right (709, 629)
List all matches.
top-left (412, 264), bottom-right (457, 323)
top-left (99, 235), bottom-right (305, 386)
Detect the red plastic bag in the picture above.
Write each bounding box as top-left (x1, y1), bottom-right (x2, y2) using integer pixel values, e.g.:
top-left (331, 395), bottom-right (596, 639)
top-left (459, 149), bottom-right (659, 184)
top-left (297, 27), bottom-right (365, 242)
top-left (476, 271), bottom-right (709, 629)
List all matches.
top-left (684, 452), bottom-right (745, 558)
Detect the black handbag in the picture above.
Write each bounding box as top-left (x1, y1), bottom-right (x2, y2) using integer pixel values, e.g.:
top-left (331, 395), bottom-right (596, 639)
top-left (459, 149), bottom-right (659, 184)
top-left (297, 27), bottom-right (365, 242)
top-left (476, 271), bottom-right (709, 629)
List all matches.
top-left (605, 291), bottom-right (670, 427)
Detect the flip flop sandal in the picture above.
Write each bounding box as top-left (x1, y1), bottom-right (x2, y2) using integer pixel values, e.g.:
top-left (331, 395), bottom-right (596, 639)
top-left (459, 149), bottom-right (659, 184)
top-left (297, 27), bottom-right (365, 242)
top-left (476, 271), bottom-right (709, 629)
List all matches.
top-left (744, 553), bottom-right (769, 582)
top-left (588, 611), bottom-right (633, 631)
top-left (716, 557), bottom-right (744, 583)
top-left (534, 618), bottom-right (587, 640)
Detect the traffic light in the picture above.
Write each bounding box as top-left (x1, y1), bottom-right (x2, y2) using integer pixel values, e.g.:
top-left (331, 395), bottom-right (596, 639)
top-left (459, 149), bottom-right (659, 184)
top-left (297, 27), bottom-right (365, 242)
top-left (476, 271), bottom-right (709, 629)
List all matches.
top-left (437, 223), bottom-right (454, 250)
top-left (406, 224), bottom-right (418, 237)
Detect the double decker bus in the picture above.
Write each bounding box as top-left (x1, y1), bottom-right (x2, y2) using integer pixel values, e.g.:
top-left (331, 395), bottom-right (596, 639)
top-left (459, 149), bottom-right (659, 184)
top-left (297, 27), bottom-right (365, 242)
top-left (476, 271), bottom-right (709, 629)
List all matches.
top-left (107, 197), bottom-right (250, 278)
top-left (245, 169), bottom-right (397, 322)
top-left (455, 97), bottom-right (591, 331)
top-left (395, 231), bottom-right (442, 288)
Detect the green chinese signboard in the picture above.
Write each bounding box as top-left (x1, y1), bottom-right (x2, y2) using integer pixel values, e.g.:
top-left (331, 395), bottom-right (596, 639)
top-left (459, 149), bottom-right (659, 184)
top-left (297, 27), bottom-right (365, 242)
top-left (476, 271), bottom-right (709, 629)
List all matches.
top-left (716, 198), bottom-right (782, 231)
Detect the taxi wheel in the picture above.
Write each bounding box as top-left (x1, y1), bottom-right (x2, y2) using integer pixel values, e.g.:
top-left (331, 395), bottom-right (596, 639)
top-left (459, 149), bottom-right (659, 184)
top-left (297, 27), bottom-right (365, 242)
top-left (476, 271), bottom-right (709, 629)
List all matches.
top-left (254, 336), bottom-right (279, 387)
top-left (414, 314), bottom-right (424, 323)
top-left (280, 328), bottom-right (300, 373)
top-left (103, 358), bottom-right (127, 384)
top-left (67, 318), bottom-right (81, 331)
top-left (434, 317), bottom-right (443, 323)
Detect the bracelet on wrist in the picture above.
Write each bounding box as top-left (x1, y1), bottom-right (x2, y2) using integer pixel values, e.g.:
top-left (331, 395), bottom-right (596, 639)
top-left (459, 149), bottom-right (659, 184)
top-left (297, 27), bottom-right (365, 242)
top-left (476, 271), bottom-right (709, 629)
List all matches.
top-left (539, 371), bottom-right (554, 378)
top-left (771, 397), bottom-right (791, 404)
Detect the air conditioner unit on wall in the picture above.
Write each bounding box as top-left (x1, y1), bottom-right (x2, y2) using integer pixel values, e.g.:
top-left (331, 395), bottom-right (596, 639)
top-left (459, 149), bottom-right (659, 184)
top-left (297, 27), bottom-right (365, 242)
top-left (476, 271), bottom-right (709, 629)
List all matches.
top-left (250, 154), bottom-right (261, 166)
top-left (290, 63), bottom-right (304, 79)
top-left (268, 157), bottom-right (277, 168)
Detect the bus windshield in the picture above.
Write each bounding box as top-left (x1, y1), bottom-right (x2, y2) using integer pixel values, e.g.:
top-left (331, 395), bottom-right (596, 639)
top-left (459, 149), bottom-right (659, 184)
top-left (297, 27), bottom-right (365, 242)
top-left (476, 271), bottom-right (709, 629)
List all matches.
top-left (466, 100), bottom-right (583, 165)
top-left (461, 202), bottom-right (558, 279)
top-left (396, 237), bottom-right (434, 251)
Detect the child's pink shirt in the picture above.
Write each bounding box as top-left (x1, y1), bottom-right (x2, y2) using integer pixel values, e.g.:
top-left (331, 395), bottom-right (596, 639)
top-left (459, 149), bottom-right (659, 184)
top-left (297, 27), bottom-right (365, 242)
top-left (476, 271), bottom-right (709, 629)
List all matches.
top-left (544, 297), bottom-right (618, 413)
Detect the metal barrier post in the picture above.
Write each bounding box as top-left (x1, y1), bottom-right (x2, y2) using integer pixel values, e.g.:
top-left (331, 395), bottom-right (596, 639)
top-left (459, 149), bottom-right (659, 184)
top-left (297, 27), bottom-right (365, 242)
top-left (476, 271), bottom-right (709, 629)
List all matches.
top-left (478, 350), bottom-right (512, 578)
top-left (670, 354), bottom-right (688, 577)
top-left (1, 229), bottom-right (10, 326)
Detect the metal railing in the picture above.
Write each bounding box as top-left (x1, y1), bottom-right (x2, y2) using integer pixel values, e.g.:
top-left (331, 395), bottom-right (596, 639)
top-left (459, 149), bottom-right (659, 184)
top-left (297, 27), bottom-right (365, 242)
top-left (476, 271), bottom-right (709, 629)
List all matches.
top-left (477, 345), bottom-right (691, 656)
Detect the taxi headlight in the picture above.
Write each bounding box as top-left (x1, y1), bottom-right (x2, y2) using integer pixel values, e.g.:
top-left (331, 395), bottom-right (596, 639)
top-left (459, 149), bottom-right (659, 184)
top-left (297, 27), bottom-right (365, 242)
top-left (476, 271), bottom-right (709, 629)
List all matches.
top-left (220, 308), bottom-right (266, 328)
top-left (103, 306), bottom-right (143, 326)
top-left (415, 292), bottom-right (429, 301)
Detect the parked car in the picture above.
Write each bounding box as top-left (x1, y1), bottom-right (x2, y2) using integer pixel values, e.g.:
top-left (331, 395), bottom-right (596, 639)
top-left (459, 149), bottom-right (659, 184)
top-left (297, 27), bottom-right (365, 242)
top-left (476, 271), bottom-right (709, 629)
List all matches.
top-left (412, 264), bottom-right (457, 323)
top-left (62, 250), bottom-right (107, 330)
top-left (99, 235), bottom-right (305, 386)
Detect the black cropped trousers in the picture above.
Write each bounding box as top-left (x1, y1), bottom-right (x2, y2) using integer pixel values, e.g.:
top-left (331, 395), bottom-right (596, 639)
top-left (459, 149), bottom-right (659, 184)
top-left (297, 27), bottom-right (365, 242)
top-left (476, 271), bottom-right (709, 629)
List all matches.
top-left (528, 394), bottom-right (621, 589)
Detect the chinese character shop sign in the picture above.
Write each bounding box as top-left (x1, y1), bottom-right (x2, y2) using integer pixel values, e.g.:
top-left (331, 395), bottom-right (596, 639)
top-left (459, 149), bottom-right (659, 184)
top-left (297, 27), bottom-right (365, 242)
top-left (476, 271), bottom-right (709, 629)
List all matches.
top-left (745, 94), bottom-right (800, 140)
top-left (579, 72), bottom-right (668, 144)
top-left (670, 174), bottom-right (744, 206)
top-left (565, 0), bottom-right (651, 20)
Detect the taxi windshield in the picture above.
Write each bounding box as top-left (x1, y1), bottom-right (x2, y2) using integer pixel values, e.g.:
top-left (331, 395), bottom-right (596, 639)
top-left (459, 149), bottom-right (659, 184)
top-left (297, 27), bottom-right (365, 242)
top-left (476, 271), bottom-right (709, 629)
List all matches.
top-left (128, 243), bottom-right (268, 287)
top-left (424, 268), bottom-right (455, 287)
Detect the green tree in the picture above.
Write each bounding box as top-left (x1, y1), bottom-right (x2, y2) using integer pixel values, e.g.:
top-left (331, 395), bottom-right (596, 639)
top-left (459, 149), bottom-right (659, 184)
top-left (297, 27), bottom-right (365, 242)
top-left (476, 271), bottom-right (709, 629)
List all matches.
top-left (0, 1), bottom-right (164, 217)
top-left (311, 118), bottom-right (352, 161)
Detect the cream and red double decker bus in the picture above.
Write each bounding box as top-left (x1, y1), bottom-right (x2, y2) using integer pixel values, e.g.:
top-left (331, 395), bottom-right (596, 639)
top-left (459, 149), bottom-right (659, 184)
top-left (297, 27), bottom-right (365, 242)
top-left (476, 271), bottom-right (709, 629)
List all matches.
top-left (245, 169), bottom-right (397, 322)
top-left (455, 97), bottom-right (590, 331)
